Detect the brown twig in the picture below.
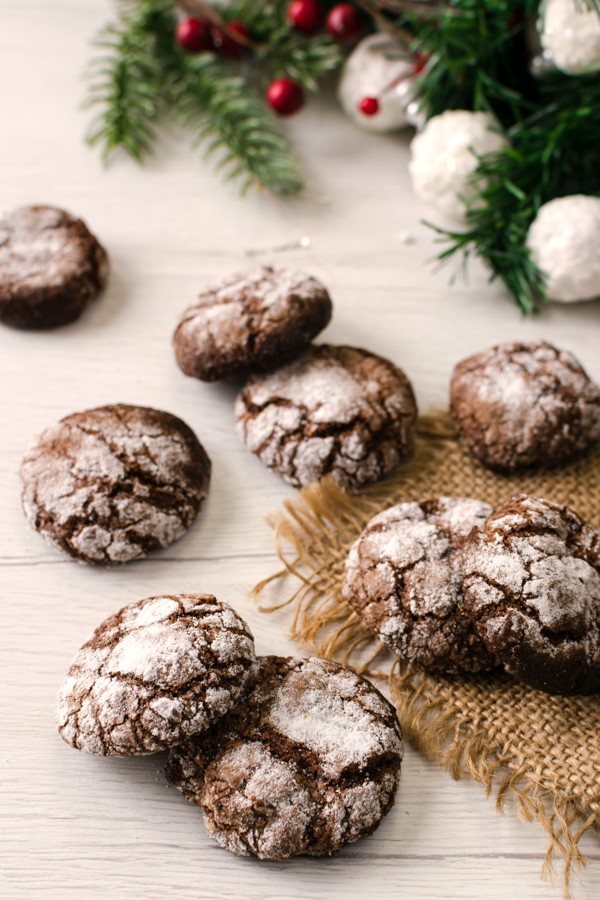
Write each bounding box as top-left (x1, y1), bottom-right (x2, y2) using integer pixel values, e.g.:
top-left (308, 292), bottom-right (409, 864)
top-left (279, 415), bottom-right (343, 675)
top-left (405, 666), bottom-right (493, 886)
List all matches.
top-left (358, 0), bottom-right (447, 16)
top-left (355, 0), bottom-right (416, 42)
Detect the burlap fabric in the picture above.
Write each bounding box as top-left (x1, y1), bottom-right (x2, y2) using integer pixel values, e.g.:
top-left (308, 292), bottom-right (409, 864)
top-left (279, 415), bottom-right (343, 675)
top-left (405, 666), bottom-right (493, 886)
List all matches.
top-left (254, 413), bottom-right (600, 897)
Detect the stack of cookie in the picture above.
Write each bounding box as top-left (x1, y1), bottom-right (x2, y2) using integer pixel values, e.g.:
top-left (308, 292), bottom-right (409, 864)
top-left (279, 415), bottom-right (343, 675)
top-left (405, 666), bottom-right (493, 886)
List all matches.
top-left (343, 493), bottom-right (600, 695)
top-left (342, 340), bottom-right (600, 696)
top-left (56, 594), bottom-right (403, 860)
top-left (4, 204), bottom-right (408, 861)
top-left (173, 265), bottom-right (418, 491)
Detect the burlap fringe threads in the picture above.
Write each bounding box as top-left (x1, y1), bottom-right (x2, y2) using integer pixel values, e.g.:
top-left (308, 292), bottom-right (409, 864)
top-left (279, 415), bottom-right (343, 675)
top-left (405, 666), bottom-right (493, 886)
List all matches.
top-left (253, 415), bottom-right (600, 898)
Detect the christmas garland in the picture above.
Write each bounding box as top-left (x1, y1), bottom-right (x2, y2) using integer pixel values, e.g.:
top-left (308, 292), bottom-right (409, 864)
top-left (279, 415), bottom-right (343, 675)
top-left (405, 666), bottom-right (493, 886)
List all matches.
top-left (85, 1), bottom-right (600, 312)
top-left (85, 0), bottom-right (347, 196)
top-left (374, 0), bottom-right (600, 313)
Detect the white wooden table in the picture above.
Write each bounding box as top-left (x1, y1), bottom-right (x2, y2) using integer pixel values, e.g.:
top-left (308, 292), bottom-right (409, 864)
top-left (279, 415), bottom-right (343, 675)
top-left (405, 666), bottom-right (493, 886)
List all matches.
top-left (2, 3), bottom-right (599, 898)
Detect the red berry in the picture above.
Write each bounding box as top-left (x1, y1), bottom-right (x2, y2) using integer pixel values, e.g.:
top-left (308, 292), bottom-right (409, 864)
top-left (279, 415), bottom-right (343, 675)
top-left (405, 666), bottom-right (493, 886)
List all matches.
top-left (266, 78), bottom-right (305, 116)
top-left (413, 52), bottom-right (428, 74)
top-left (288, 0), bottom-right (323, 34)
top-left (175, 17), bottom-right (213, 53)
top-left (211, 21), bottom-right (251, 58)
top-left (326, 4), bottom-right (364, 44)
top-left (358, 96), bottom-right (379, 116)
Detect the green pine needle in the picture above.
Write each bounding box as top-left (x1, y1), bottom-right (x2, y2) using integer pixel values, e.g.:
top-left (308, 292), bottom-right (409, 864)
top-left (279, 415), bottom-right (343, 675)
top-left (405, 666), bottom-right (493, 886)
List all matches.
top-left (383, 0), bottom-right (600, 312)
top-left (84, 6), bottom-right (167, 162)
top-left (171, 55), bottom-right (304, 195)
top-left (84, 0), bottom-right (321, 195)
top-left (402, 0), bottom-right (540, 127)
top-left (435, 70), bottom-right (600, 313)
top-left (258, 32), bottom-right (343, 92)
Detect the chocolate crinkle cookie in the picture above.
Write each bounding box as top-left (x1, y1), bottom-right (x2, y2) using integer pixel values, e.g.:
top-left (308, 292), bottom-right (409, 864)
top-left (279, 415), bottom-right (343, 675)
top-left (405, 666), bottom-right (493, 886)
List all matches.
top-left (21, 404), bottom-right (211, 564)
top-left (460, 495), bottom-right (600, 695)
top-left (0, 205), bottom-right (108, 329)
top-left (343, 497), bottom-right (497, 674)
top-left (173, 265), bottom-right (332, 381)
top-left (166, 656), bottom-right (403, 860)
top-left (235, 344), bottom-right (418, 490)
top-left (450, 340), bottom-right (600, 473)
top-left (56, 594), bottom-right (259, 756)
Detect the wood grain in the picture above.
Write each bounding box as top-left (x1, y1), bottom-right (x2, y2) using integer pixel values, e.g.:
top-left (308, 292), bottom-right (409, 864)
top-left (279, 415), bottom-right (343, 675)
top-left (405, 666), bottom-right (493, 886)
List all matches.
top-left (1, 2), bottom-right (599, 898)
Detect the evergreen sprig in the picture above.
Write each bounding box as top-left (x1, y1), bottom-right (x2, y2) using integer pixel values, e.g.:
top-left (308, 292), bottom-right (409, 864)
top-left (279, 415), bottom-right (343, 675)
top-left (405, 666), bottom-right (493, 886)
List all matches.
top-left (260, 32), bottom-right (342, 91)
top-left (87, 0), bottom-right (600, 310)
top-left (84, 0), bottom-right (340, 195)
top-left (170, 56), bottom-right (304, 195)
top-left (436, 70), bottom-right (600, 313)
top-left (388, 0), bottom-right (540, 127)
top-left (369, 0), bottom-right (600, 312)
top-left (85, 2), bottom-right (167, 162)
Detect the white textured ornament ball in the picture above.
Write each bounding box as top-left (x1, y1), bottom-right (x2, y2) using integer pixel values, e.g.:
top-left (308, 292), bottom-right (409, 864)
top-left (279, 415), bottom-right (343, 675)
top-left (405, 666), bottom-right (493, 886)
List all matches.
top-left (409, 110), bottom-right (507, 222)
top-left (337, 33), bottom-right (414, 132)
top-left (527, 195), bottom-right (600, 303)
top-left (540, 0), bottom-right (600, 74)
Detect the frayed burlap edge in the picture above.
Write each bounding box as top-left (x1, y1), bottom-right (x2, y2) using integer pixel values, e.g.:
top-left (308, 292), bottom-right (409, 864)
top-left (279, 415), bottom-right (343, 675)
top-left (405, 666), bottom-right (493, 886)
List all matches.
top-left (252, 414), bottom-right (600, 898)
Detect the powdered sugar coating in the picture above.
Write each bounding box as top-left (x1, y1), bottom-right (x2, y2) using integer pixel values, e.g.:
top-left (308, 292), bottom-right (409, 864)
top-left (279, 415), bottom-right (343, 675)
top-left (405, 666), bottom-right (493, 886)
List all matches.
top-left (235, 344), bottom-right (417, 490)
top-left (200, 741), bottom-right (316, 859)
top-left (526, 195), bottom-right (600, 302)
top-left (21, 404), bottom-right (211, 564)
top-left (166, 656), bottom-right (403, 859)
top-left (56, 594), bottom-right (258, 755)
top-left (409, 110), bottom-right (507, 222)
top-left (0, 205), bottom-right (108, 328)
top-left (173, 265), bottom-right (332, 381)
top-left (343, 497), bottom-right (496, 674)
top-left (540, 0), bottom-right (600, 75)
top-left (460, 495), bottom-right (600, 694)
top-left (450, 341), bottom-right (600, 473)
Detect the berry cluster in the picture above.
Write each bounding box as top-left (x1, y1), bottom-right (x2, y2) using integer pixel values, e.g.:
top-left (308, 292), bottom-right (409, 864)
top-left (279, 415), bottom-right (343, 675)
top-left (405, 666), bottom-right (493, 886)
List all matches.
top-left (175, 1), bottom-right (366, 116)
top-left (175, 16), bottom-right (251, 58)
top-left (288, 0), bottom-right (364, 43)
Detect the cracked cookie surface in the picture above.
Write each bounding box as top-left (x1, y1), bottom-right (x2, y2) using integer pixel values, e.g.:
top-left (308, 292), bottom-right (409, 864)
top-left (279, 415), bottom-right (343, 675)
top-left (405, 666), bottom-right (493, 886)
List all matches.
top-left (56, 594), bottom-right (258, 756)
top-left (234, 344), bottom-right (417, 490)
top-left (21, 404), bottom-right (211, 564)
top-left (173, 265), bottom-right (332, 381)
top-left (343, 497), bottom-right (497, 674)
top-left (450, 340), bottom-right (600, 473)
top-left (460, 495), bottom-right (600, 694)
top-left (166, 655), bottom-right (403, 859)
top-left (0, 205), bottom-right (108, 329)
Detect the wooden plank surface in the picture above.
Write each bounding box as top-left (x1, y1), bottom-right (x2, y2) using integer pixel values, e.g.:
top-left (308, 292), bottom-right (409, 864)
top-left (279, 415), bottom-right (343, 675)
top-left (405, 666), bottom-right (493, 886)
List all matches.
top-left (1, 3), bottom-right (599, 898)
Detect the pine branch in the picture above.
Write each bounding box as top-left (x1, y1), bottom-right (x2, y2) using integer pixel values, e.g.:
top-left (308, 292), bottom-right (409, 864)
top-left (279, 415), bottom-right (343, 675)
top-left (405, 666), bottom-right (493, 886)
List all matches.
top-left (168, 55), bottom-right (304, 195)
top-left (84, 1), bottom-right (172, 162)
top-left (223, 0), bottom-right (289, 32)
top-left (434, 70), bottom-right (600, 313)
top-left (358, 0), bottom-right (600, 311)
top-left (259, 32), bottom-right (343, 91)
top-left (84, 0), bottom-right (309, 195)
top-left (363, 0), bottom-right (600, 125)
top-left (224, 0), bottom-right (343, 90)
top-left (404, 0), bottom-right (541, 128)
